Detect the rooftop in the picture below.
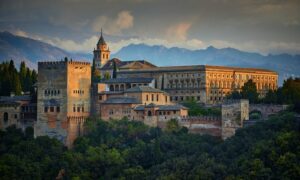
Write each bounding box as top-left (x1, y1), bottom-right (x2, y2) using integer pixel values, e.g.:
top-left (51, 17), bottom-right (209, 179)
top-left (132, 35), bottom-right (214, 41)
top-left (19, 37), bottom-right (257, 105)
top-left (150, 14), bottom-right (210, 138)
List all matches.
top-left (100, 58), bottom-right (157, 70)
top-left (117, 64), bottom-right (277, 74)
top-left (134, 104), bottom-right (188, 111)
top-left (103, 77), bottom-right (154, 84)
top-left (125, 86), bottom-right (165, 93)
top-left (102, 97), bottom-right (140, 104)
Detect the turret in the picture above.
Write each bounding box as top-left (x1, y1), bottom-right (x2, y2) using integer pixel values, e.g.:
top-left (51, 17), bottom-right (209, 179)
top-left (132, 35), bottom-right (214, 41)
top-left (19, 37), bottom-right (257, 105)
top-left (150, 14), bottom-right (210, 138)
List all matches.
top-left (93, 29), bottom-right (110, 69)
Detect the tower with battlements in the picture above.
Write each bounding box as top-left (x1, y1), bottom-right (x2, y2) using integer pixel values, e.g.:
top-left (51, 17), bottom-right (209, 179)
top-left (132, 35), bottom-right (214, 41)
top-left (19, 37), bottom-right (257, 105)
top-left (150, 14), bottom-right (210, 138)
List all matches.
top-left (35, 60), bottom-right (91, 147)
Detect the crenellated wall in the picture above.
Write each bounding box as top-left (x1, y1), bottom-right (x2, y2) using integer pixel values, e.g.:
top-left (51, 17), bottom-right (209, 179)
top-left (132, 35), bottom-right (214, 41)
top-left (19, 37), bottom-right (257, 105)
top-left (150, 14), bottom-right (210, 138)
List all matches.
top-left (35, 60), bottom-right (91, 148)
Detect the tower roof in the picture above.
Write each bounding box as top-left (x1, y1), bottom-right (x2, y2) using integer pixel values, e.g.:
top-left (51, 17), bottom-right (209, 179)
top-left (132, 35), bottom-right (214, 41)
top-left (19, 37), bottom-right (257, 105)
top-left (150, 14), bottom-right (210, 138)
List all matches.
top-left (97, 29), bottom-right (107, 46)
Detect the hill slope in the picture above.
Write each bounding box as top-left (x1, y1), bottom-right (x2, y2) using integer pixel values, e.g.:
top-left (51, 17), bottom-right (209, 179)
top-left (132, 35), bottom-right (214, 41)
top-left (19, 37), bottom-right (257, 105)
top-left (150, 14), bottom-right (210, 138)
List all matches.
top-left (0, 31), bottom-right (91, 69)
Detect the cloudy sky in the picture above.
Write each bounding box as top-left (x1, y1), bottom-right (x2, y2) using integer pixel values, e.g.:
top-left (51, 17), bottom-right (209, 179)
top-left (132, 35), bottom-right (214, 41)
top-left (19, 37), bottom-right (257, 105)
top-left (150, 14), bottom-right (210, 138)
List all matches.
top-left (0, 0), bottom-right (300, 54)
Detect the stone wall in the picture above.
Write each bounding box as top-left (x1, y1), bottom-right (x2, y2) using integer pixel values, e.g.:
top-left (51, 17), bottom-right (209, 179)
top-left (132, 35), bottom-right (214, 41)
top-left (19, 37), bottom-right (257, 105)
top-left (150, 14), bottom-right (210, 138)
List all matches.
top-left (221, 99), bottom-right (249, 139)
top-left (0, 104), bottom-right (20, 130)
top-left (35, 61), bottom-right (91, 148)
top-left (179, 116), bottom-right (222, 136)
top-left (250, 104), bottom-right (288, 119)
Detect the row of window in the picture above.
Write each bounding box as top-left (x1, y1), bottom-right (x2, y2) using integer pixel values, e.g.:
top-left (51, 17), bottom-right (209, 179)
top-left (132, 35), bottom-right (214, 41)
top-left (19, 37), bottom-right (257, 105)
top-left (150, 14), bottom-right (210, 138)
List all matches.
top-left (174, 90), bottom-right (201, 94)
top-left (21, 106), bottom-right (36, 113)
top-left (109, 83), bottom-right (149, 91)
top-left (44, 89), bottom-right (60, 96)
top-left (168, 73), bottom-right (201, 78)
top-left (73, 105), bottom-right (84, 113)
top-left (44, 106), bottom-right (60, 113)
top-left (95, 53), bottom-right (109, 59)
top-left (2, 112), bottom-right (18, 123)
top-left (73, 90), bottom-right (84, 94)
top-left (170, 96), bottom-right (201, 101)
top-left (208, 74), bottom-right (276, 81)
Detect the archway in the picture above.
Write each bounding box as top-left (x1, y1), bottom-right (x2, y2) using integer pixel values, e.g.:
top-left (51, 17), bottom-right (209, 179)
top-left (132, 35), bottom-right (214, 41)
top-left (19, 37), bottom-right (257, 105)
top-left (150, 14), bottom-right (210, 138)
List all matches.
top-left (147, 111), bottom-right (152, 116)
top-left (3, 112), bottom-right (8, 123)
top-left (109, 85), bottom-right (114, 91)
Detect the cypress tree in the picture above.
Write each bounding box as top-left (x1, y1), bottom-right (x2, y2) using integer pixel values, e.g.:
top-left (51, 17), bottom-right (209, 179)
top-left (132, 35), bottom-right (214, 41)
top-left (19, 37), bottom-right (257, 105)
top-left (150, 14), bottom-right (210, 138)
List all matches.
top-left (24, 68), bottom-right (33, 92)
top-left (112, 60), bottom-right (117, 79)
top-left (19, 61), bottom-right (27, 90)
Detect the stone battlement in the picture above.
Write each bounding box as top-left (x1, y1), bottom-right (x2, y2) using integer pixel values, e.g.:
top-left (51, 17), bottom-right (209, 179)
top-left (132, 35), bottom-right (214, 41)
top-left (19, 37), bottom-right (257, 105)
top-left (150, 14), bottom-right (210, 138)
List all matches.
top-left (38, 60), bottom-right (90, 66)
top-left (181, 116), bottom-right (221, 121)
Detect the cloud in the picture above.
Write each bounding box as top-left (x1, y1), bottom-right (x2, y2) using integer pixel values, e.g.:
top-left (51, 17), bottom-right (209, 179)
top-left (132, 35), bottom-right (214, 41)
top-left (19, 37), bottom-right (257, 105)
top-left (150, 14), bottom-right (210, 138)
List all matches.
top-left (14, 29), bottom-right (29, 37)
top-left (92, 11), bottom-right (134, 35)
top-left (166, 23), bottom-right (191, 42)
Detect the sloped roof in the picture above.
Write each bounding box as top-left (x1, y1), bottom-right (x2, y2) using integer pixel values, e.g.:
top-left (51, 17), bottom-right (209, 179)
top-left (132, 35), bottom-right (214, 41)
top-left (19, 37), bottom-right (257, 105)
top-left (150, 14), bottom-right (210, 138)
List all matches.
top-left (0, 95), bottom-right (31, 102)
top-left (0, 95), bottom-right (31, 106)
top-left (97, 30), bottom-right (106, 46)
top-left (100, 58), bottom-right (157, 70)
top-left (125, 86), bottom-right (164, 93)
top-left (103, 78), bottom-right (154, 84)
top-left (102, 97), bottom-right (140, 104)
top-left (134, 104), bottom-right (188, 111)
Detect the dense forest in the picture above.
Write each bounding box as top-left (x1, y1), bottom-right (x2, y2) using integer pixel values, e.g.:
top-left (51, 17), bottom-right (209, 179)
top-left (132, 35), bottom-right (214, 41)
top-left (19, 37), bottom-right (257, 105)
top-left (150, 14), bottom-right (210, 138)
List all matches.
top-left (0, 110), bottom-right (299, 179)
top-left (0, 60), bottom-right (37, 96)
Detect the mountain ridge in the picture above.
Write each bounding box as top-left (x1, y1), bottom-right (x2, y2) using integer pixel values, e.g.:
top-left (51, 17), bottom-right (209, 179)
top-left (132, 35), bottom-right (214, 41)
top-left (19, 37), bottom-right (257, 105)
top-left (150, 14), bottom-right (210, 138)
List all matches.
top-left (0, 31), bottom-right (299, 84)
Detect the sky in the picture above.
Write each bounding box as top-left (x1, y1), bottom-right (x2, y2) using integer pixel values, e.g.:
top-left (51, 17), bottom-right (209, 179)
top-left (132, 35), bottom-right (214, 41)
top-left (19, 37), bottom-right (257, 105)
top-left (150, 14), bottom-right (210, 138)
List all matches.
top-left (0, 0), bottom-right (300, 54)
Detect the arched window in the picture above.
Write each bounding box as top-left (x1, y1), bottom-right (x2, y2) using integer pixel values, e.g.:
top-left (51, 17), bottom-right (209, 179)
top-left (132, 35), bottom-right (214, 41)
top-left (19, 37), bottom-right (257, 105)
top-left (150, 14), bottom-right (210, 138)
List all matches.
top-left (3, 112), bottom-right (8, 123)
top-left (110, 85), bottom-right (114, 91)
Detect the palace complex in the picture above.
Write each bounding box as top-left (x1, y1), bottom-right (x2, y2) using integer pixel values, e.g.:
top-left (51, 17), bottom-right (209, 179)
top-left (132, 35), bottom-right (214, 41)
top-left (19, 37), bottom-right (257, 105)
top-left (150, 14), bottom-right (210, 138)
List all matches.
top-left (0, 32), bottom-right (279, 147)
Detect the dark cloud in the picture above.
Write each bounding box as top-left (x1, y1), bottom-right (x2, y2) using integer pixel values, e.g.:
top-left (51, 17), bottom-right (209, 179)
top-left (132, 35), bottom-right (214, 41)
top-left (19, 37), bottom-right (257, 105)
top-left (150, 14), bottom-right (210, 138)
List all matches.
top-left (0, 0), bottom-right (299, 54)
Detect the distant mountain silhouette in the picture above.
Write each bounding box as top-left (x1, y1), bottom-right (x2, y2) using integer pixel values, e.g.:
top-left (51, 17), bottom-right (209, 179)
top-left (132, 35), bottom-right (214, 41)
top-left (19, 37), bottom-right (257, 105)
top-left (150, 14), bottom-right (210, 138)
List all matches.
top-left (112, 44), bottom-right (300, 84)
top-left (0, 31), bottom-right (299, 84)
top-left (0, 31), bottom-right (91, 69)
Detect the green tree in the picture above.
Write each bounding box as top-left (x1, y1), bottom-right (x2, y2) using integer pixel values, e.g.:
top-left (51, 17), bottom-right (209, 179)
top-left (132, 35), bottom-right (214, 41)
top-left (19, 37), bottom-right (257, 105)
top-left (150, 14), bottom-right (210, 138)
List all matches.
top-left (166, 119), bottom-right (180, 133)
top-left (104, 71), bottom-right (110, 80)
top-left (19, 61), bottom-right (27, 90)
top-left (112, 60), bottom-right (117, 79)
top-left (241, 79), bottom-right (259, 103)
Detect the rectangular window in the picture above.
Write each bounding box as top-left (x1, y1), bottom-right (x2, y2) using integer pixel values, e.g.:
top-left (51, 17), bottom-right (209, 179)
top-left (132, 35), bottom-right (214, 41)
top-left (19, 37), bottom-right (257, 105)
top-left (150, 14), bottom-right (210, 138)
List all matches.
top-left (77, 107), bottom-right (80, 112)
top-left (151, 94), bottom-right (154, 101)
top-left (73, 107), bottom-right (76, 112)
top-left (56, 106), bottom-right (60, 112)
top-left (44, 107), bottom-right (48, 113)
top-left (146, 95), bottom-right (149, 101)
top-left (157, 94), bottom-right (159, 101)
top-left (14, 114), bottom-right (18, 119)
top-left (50, 106), bottom-right (54, 112)
top-left (82, 106), bottom-right (84, 112)
top-left (99, 95), bottom-right (102, 100)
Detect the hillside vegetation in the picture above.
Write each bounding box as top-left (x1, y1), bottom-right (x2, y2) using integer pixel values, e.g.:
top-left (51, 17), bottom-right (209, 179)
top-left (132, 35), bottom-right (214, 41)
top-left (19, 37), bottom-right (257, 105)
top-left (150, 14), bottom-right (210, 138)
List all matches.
top-left (0, 111), bottom-right (299, 179)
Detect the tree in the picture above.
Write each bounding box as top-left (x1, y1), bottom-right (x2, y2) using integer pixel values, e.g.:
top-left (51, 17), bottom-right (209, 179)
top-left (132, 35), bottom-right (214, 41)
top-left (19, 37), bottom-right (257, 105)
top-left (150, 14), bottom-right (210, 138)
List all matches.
top-left (241, 79), bottom-right (259, 103)
top-left (112, 60), bottom-right (117, 79)
top-left (104, 71), bottom-right (111, 80)
top-left (263, 90), bottom-right (277, 104)
top-left (166, 119), bottom-right (180, 133)
top-left (19, 61), bottom-right (27, 90)
top-left (24, 68), bottom-right (33, 92)
top-left (226, 90), bottom-right (242, 100)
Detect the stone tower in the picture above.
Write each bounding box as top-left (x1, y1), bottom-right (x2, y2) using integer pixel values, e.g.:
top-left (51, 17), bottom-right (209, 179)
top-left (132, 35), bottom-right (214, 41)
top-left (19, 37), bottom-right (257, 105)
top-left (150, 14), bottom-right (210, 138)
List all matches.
top-left (93, 29), bottom-right (110, 70)
top-left (221, 99), bottom-right (249, 139)
top-left (35, 60), bottom-right (91, 147)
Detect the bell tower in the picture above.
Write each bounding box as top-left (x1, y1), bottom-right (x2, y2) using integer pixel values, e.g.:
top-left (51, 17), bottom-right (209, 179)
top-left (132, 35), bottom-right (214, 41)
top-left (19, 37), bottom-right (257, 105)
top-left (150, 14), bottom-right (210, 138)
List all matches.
top-left (93, 29), bottom-right (110, 70)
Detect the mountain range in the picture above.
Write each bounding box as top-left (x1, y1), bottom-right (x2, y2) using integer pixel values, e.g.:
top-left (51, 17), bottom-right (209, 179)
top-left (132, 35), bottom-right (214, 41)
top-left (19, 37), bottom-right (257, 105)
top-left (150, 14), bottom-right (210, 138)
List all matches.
top-left (1, 31), bottom-right (300, 84)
